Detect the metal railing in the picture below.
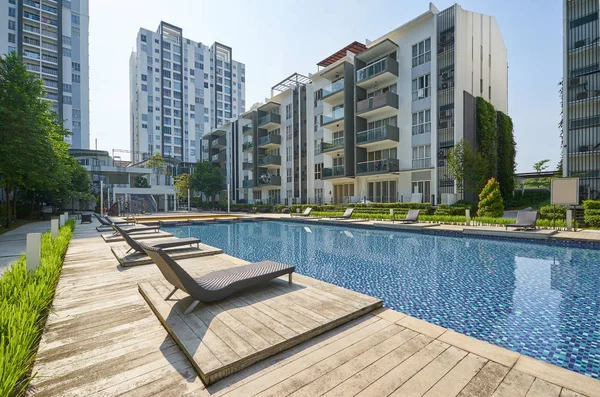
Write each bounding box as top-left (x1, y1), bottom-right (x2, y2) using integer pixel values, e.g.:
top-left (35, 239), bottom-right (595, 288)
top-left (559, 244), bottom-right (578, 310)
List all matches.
top-left (356, 57), bottom-right (398, 83)
top-left (356, 158), bottom-right (400, 174)
top-left (412, 158), bottom-right (431, 169)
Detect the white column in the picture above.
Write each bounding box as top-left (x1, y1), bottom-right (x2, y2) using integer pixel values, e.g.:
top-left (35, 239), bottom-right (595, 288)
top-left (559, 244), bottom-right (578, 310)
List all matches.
top-left (187, 189), bottom-right (191, 211)
top-left (50, 218), bottom-right (59, 238)
top-left (164, 194), bottom-right (168, 212)
top-left (100, 180), bottom-right (104, 216)
top-left (174, 195), bottom-right (177, 212)
top-left (465, 209), bottom-right (471, 226)
top-left (26, 233), bottom-right (42, 271)
top-left (227, 184), bottom-right (230, 213)
top-left (566, 209), bottom-right (573, 231)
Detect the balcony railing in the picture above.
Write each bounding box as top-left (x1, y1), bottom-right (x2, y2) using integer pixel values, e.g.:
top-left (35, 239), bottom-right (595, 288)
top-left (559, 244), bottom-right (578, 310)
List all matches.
top-left (23, 37), bottom-right (40, 46)
top-left (243, 179), bottom-right (255, 188)
top-left (41, 29), bottom-right (58, 39)
top-left (356, 57), bottom-right (398, 84)
top-left (242, 162), bottom-right (253, 171)
top-left (356, 92), bottom-right (399, 115)
top-left (23, 25), bottom-right (40, 34)
top-left (41, 67), bottom-right (58, 76)
top-left (242, 142), bottom-right (254, 152)
top-left (211, 136), bottom-right (226, 148)
top-left (258, 175), bottom-right (281, 186)
top-left (356, 158), bottom-right (400, 175)
top-left (412, 158), bottom-right (431, 170)
top-left (321, 137), bottom-right (345, 153)
top-left (24, 0), bottom-right (40, 8)
top-left (23, 51), bottom-right (40, 60)
top-left (258, 112), bottom-right (281, 127)
top-left (26, 64), bottom-right (40, 73)
top-left (258, 134), bottom-right (281, 147)
top-left (322, 79), bottom-right (344, 99)
top-left (242, 123), bottom-right (253, 134)
top-left (321, 108), bottom-right (344, 126)
top-left (257, 155), bottom-right (281, 167)
top-left (42, 54), bottom-right (58, 63)
top-left (323, 166), bottom-right (345, 179)
top-left (41, 17), bottom-right (58, 27)
top-left (356, 125), bottom-right (400, 146)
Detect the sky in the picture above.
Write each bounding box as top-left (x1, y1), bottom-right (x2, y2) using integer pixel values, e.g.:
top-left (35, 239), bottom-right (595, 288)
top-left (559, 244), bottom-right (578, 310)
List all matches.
top-left (89, 0), bottom-right (563, 172)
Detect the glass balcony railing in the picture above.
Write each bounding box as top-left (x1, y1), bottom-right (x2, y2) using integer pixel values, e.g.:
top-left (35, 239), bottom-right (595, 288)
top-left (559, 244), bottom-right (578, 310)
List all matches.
top-left (257, 155), bottom-right (281, 166)
top-left (321, 137), bottom-right (345, 153)
top-left (258, 175), bottom-right (281, 186)
top-left (357, 158), bottom-right (400, 175)
top-left (412, 158), bottom-right (432, 170)
top-left (242, 162), bottom-right (253, 170)
top-left (242, 142), bottom-right (254, 152)
top-left (322, 79), bottom-right (344, 98)
top-left (321, 108), bottom-right (344, 125)
top-left (243, 179), bottom-right (255, 188)
top-left (242, 124), bottom-right (253, 134)
top-left (258, 112), bottom-right (281, 127)
top-left (258, 134), bottom-right (281, 146)
top-left (356, 92), bottom-right (399, 115)
top-left (356, 57), bottom-right (398, 84)
top-left (356, 125), bottom-right (400, 145)
top-left (323, 166), bottom-right (345, 178)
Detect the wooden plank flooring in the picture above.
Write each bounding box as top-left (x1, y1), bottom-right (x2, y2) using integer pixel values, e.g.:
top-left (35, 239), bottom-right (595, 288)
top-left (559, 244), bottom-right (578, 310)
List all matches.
top-left (139, 265), bottom-right (382, 385)
top-left (101, 230), bottom-right (173, 243)
top-left (111, 243), bottom-right (222, 266)
top-left (28, 220), bottom-right (599, 397)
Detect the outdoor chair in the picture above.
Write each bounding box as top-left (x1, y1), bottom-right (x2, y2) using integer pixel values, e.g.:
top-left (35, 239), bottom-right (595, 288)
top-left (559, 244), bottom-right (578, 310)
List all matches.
top-left (292, 207), bottom-right (312, 217)
top-left (114, 225), bottom-right (200, 254)
top-left (110, 224), bottom-right (160, 236)
top-left (396, 210), bottom-right (420, 224)
top-left (332, 208), bottom-right (354, 219)
top-left (140, 242), bottom-right (295, 314)
top-left (505, 211), bottom-right (538, 231)
top-left (81, 214), bottom-right (92, 224)
top-left (94, 213), bottom-right (134, 226)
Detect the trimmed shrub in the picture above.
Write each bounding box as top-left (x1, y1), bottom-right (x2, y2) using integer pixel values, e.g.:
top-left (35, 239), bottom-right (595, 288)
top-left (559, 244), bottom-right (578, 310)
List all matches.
top-left (539, 205), bottom-right (567, 220)
top-left (477, 178), bottom-right (504, 217)
top-left (583, 200), bottom-right (600, 227)
top-left (435, 201), bottom-right (477, 216)
top-left (0, 219), bottom-right (75, 396)
top-left (505, 190), bottom-right (550, 209)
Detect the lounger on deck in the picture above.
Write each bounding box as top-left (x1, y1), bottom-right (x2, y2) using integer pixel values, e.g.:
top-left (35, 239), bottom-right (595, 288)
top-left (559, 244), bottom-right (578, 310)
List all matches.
top-left (396, 210), bottom-right (420, 224)
top-left (505, 211), bottom-right (538, 230)
top-left (292, 207), bottom-right (312, 217)
top-left (110, 224), bottom-right (160, 236)
top-left (139, 242), bottom-right (295, 314)
top-left (332, 208), bottom-right (354, 219)
top-left (115, 225), bottom-right (200, 254)
top-left (94, 213), bottom-right (134, 226)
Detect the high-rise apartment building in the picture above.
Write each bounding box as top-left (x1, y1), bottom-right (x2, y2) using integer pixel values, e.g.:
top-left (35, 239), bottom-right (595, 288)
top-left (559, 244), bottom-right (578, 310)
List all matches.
top-left (129, 21), bottom-right (246, 164)
top-left (563, 0), bottom-right (600, 200)
top-left (206, 3), bottom-right (508, 206)
top-left (0, 0), bottom-right (90, 149)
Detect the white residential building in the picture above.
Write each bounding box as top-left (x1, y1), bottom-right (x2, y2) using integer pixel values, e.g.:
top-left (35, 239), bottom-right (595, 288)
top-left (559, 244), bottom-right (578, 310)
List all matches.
top-left (206, 3), bottom-right (508, 205)
top-left (130, 21), bottom-right (246, 164)
top-left (0, 0), bottom-right (90, 149)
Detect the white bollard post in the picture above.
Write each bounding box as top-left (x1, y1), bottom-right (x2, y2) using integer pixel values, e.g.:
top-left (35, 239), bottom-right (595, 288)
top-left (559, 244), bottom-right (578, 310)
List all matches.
top-left (51, 218), bottom-right (59, 238)
top-left (164, 194), bottom-right (168, 212)
top-left (390, 208), bottom-right (394, 223)
top-left (188, 189), bottom-right (191, 212)
top-left (26, 233), bottom-right (42, 271)
top-left (64, 211), bottom-right (69, 223)
top-left (567, 210), bottom-right (573, 231)
top-left (100, 180), bottom-right (104, 217)
top-left (465, 209), bottom-right (471, 226)
top-left (59, 214), bottom-right (65, 227)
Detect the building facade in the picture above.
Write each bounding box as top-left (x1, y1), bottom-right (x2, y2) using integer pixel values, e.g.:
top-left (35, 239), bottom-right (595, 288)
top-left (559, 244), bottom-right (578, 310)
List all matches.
top-left (1, 0), bottom-right (90, 149)
top-left (206, 3), bottom-right (508, 205)
top-left (563, 0), bottom-right (600, 200)
top-left (129, 21), bottom-right (246, 165)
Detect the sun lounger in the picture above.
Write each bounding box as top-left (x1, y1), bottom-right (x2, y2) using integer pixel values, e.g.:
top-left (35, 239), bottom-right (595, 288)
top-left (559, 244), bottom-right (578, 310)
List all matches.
top-left (505, 211), bottom-right (538, 230)
top-left (114, 225), bottom-right (201, 254)
top-left (396, 209), bottom-right (420, 224)
top-left (139, 242), bottom-right (295, 314)
top-left (81, 214), bottom-right (92, 224)
top-left (292, 207), bottom-right (312, 217)
top-left (331, 208), bottom-right (354, 219)
top-left (110, 224), bottom-right (160, 236)
top-left (94, 213), bottom-right (134, 226)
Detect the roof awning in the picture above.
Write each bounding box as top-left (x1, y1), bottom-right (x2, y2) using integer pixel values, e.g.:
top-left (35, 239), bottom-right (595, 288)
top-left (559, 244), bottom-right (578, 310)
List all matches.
top-left (317, 41), bottom-right (368, 68)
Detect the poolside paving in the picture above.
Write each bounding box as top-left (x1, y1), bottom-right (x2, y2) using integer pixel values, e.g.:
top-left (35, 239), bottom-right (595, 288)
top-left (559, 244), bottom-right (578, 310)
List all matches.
top-left (28, 218), bottom-right (600, 396)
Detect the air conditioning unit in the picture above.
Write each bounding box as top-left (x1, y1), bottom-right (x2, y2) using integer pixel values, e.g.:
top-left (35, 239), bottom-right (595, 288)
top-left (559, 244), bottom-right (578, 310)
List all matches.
top-left (438, 160), bottom-right (446, 167)
top-left (418, 89), bottom-right (425, 99)
top-left (439, 120), bottom-right (450, 129)
top-left (441, 82), bottom-right (449, 90)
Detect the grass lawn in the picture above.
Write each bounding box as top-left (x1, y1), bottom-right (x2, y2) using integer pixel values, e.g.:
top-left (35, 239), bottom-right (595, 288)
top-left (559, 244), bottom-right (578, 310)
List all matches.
top-left (0, 219), bottom-right (40, 236)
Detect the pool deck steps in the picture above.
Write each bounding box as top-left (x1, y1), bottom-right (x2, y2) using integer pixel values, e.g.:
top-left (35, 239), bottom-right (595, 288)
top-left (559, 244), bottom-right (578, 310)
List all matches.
top-left (27, 219), bottom-right (600, 396)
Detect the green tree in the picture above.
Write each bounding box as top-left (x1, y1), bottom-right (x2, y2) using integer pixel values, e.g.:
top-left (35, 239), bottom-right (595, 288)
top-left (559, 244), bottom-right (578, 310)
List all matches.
top-left (191, 162), bottom-right (224, 205)
top-left (527, 159), bottom-right (552, 188)
top-left (533, 159), bottom-right (550, 173)
top-left (447, 139), bottom-right (486, 199)
top-left (174, 173), bottom-right (192, 202)
top-left (145, 152), bottom-right (166, 186)
top-left (134, 175), bottom-right (149, 188)
top-left (477, 177), bottom-right (504, 217)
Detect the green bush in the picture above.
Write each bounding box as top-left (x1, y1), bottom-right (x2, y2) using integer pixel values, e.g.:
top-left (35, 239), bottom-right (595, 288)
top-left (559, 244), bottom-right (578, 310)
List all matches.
top-left (539, 205), bottom-right (567, 220)
top-left (477, 178), bottom-right (504, 217)
top-left (435, 201), bottom-right (477, 216)
top-left (505, 190), bottom-right (550, 209)
top-left (583, 200), bottom-right (600, 210)
top-left (583, 200), bottom-right (600, 227)
top-left (0, 219), bottom-right (75, 396)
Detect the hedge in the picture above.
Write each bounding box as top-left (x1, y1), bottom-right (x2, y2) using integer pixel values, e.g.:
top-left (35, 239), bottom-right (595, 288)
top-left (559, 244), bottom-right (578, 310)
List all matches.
top-left (0, 219), bottom-right (75, 396)
top-left (434, 201), bottom-right (477, 216)
top-left (539, 205), bottom-right (567, 220)
top-left (290, 202), bottom-right (431, 214)
top-left (584, 200), bottom-right (600, 227)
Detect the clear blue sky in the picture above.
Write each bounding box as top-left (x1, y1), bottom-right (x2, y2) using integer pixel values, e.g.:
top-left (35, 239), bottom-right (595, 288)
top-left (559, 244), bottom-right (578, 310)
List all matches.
top-left (89, 0), bottom-right (562, 172)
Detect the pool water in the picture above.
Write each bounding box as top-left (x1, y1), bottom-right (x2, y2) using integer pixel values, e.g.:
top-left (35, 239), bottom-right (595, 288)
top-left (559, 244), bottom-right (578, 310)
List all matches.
top-left (165, 220), bottom-right (600, 378)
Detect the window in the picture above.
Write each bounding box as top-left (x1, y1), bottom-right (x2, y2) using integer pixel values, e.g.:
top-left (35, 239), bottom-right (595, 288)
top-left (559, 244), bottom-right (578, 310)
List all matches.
top-left (412, 145), bottom-right (431, 169)
top-left (71, 14), bottom-right (80, 25)
top-left (141, 34), bottom-right (146, 42)
top-left (314, 163), bottom-right (323, 180)
top-left (72, 27), bottom-right (80, 37)
top-left (314, 139), bottom-right (321, 155)
top-left (141, 74), bottom-right (147, 81)
top-left (286, 104), bottom-right (292, 120)
top-left (63, 36), bottom-right (71, 46)
top-left (63, 96), bottom-right (72, 105)
top-left (411, 74), bottom-right (430, 101)
top-left (71, 62), bottom-right (80, 72)
top-left (412, 38), bottom-right (431, 67)
top-left (286, 125), bottom-right (293, 140)
top-left (63, 48), bottom-right (71, 57)
top-left (8, 8), bottom-right (15, 17)
top-left (72, 109), bottom-right (81, 119)
top-left (63, 83), bottom-right (72, 93)
top-left (8, 33), bottom-right (15, 43)
top-left (141, 84), bottom-right (147, 92)
top-left (72, 74), bottom-right (80, 83)
top-left (286, 168), bottom-right (292, 182)
top-left (412, 110), bottom-right (431, 135)
top-left (8, 20), bottom-right (15, 30)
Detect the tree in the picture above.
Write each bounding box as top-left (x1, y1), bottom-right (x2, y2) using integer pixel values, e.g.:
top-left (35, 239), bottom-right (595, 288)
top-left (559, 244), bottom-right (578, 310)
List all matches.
top-left (477, 177), bottom-right (504, 217)
top-left (145, 152), bottom-right (166, 186)
top-left (527, 159), bottom-right (552, 188)
top-left (134, 175), bottom-right (149, 188)
top-left (533, 159), bottom-right (550, 173)
top-left (174, 173), bottom-right (191, 201)
top-left (447, 139), bottom-right (486, 199)
top-left (191, 162), bottom-right (224, 206)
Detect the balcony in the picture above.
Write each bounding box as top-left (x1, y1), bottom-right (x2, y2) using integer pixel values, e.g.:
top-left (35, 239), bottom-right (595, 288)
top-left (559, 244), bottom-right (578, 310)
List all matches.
top-left (211, 136), bottom-right (226, 149)
top-left (41, 42), bottom-right (57, 52)
top-left (23, 37), bottom-right (40, 47)
top-left (24, 0), bottom-right (40, 9)
top-left (257, 155), bottom-right (281, 167)
top-left (243, 179), bottom-right (255, 188)
top-left (242, 123), bottom-right (254, 136)
top-left (242, 162), bottom-right (253, 171)
top-left (257, 134), bottom-right (281, 149)
top-left (322, 166), bottom-right (345, 179)
top-left (356, 125), bottom-right (400, 148)
top-left (356, 158), bottom-right (400, 175)
top-left (321, 79), bottom-right (345, 104)
top-left (321, 107), bottom-right (345, 127)
top-left (356, 57), bottom-right (399, 91)
top-left (242, 142), bottom-right (254, 152)
top-left (41, 54), bottom-right (58, 64)
top-left (211, 152), bottom-right (226, 164)
top-left (412, 158), bottom-right (432, 170)
top-left (356, 92), bottom-right (399, 119)
top-left (257, 113), bottom-right (281, 129)
top-left (23, 25), bottom-right (40, 35)
top-left (41, 29), bottom-right (58, 39)
top-left (321, 137), bottom-right (345, 155)
top-left (258, 175), bottom-right (281, 187)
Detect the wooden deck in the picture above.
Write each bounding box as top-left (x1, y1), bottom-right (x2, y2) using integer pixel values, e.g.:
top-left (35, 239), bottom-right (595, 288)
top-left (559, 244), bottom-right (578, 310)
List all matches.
top-left (139, 269), bottom-right (382, 385)
top-left (110, 243), bottom-right (223, 267)
top-left (28, 220), bottom-right (599, 396)
top-left (101, 230), bottom-right (173, 243)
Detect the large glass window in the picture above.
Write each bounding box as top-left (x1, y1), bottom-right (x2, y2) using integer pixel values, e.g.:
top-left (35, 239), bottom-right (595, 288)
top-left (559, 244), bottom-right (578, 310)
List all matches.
top-left (412, 38), bottom-right (431, 67)
top-left (412, 74), bottom-right (430, 101)
top-left (412, 145), bottom-right (431, 169)
top-left (411, 110), bottom-right (431, 135)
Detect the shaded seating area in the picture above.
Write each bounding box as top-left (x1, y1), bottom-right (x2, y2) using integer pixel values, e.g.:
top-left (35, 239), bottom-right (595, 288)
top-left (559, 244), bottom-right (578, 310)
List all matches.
top-left (505, 210), bottom-right (538, 230)
top-left (291, 207), bottom-right (312, 217)
top-left (394, 209), bottom-right (420, 223)
top-left (140, 243), bottom-right (295, 315)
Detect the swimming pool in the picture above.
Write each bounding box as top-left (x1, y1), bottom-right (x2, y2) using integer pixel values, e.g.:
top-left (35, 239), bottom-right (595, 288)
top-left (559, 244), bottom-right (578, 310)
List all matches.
top-left (164, 220), bottom-right (600, 378)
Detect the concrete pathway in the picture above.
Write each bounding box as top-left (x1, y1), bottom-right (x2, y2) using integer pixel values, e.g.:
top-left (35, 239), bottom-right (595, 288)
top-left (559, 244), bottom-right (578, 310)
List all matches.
top-left (0, 221), bottom-right (49, 274)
